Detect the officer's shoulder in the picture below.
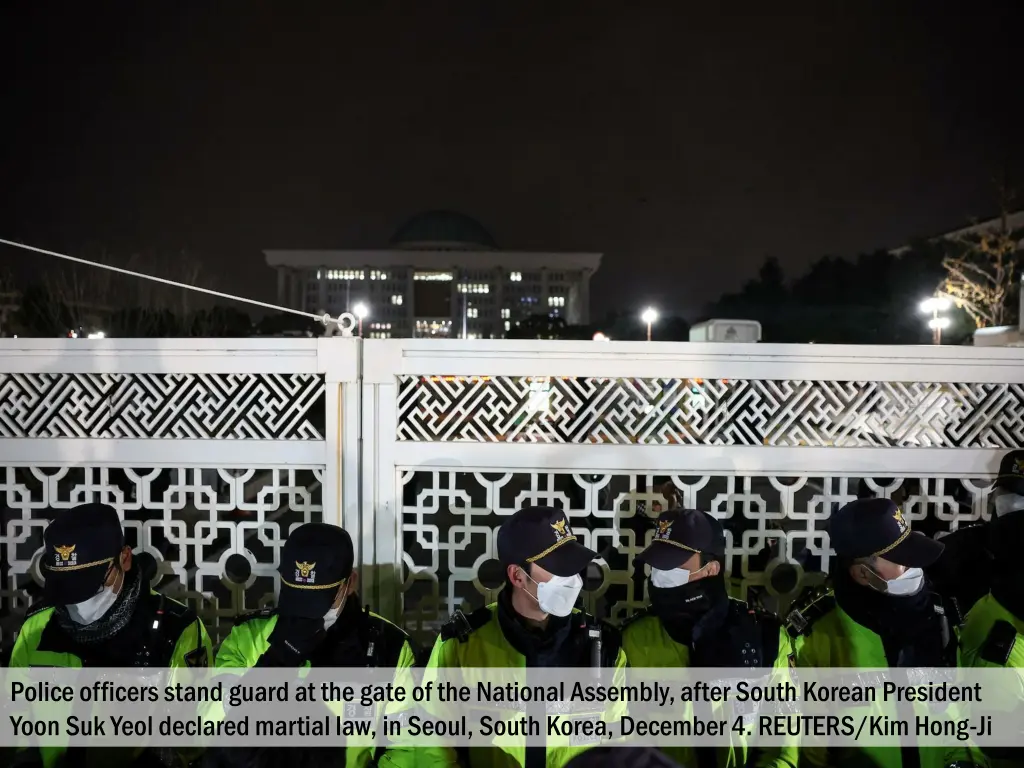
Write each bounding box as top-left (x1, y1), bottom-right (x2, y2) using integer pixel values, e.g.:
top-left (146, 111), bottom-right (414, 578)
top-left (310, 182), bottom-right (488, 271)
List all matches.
top-left (783, 586), bottom-right (836, 638)
top-left (158, 593), bottom-right (197, 620)
top-left (575, 608), bottom-right (622, 637)
top-left (25, 600), bottom-right (54, 621)
top-left (149, 593), bottom-right (204, 639)
top-left (619, 607), bottom-right (655, 632)
top-left (19, 602), bottom-right (54, 638)
top-left (366, 608), bottom-right (411, 643)
top-left (232, 607), bottom-right (277, 627)
top-left (439, 605), bottom-right (493, 643)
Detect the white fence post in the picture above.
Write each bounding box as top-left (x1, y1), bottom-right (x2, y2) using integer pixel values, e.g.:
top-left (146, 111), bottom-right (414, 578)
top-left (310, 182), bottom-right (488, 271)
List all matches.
top-left (318, 337), bottom-right (360, 532)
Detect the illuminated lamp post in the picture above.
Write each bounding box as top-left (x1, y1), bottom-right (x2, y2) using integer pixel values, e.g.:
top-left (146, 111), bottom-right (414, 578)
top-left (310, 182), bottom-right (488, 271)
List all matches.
top-left (353, 302), bottom-right (369, 337)
top-left (919, 296), bottom-right (951, 345)
top-left (641, 307), bottom-right (658, 342)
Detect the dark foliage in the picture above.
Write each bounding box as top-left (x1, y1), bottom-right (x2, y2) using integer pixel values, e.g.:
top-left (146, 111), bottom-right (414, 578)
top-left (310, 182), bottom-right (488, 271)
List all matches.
top-left (705, 246), bottom-right (965, 344)
top-left (14, 287), bottom-right (255, 338)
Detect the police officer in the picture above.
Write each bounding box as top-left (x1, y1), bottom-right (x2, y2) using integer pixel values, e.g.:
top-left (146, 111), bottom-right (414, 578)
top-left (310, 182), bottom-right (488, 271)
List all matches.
top-left (424, 506), bottom-right (628, 768)
top-left (12, 503), bottom-right (211, 668)
top-left (791, 498), bottom-right (983, 768)
top-left (924, 450), bottom-right (1024, 626)
top-left (624, 508), bottom-right (795, 768)
top-left (210, 522), bottom-right (436, 768)
top-left (957, 466), bottom-right (1024, 766)
top-left (9, 503), bottom-right (212, 767)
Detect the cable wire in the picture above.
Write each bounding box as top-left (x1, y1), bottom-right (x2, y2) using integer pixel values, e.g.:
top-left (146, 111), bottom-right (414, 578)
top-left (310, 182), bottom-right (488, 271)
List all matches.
top-left (0, 237), bottom-right (356, 332)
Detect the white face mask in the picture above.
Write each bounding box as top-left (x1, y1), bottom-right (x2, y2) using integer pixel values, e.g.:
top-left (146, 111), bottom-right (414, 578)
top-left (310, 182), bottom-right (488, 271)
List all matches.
top-left (994, 493), bottom-right (1024, 518)
top-left (651, 565), bottom-right (705, 589)
top-left (528, 573), bottom-right (583, 617)
top-left (323, 591), bottom-right (346, 631)
top-left (323, 604), bottom-right (342, 631)
top-left (67, 574), bottom-right (120, 625)
top-left (879, 566), bottom-right (925, 597)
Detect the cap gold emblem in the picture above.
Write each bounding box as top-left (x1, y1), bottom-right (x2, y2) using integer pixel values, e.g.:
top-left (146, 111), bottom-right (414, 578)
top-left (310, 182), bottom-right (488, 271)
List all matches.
top-left (893, 508), bottom-right (908, 534)
top-left (295, 561), bottom-right (316, 583)
top-left (655, 520), bottom-right (673, 540)
top-left (53, 544), bottom-right (77, 566)
top-left (551, 518), bottom-right (570, 541)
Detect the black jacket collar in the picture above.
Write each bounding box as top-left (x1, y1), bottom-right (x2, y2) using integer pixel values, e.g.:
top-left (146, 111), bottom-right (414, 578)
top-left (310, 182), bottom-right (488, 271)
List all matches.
top-left (495, 589), bottom-right (578, 667)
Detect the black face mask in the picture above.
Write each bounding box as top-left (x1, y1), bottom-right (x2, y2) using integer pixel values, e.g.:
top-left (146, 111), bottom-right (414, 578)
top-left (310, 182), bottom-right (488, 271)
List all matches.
top-left (649, 580), bottom-right (716, 619)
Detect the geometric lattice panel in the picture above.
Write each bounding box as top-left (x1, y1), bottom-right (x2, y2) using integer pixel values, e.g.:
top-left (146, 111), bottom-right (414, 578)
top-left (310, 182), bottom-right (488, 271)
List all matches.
top-left (0, 464), bottom-right (323, 656)
top-left (0, 373), bottom-right (326, 439)
top-left (397, 469), bottom-right (995, 646)
top-left (396, 375), bottom-right (1024, 447)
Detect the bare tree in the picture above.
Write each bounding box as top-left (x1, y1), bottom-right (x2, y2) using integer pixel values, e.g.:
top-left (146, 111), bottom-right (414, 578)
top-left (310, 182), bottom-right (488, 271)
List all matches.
top-left (128, 249), bottom-right (210, 317)
top-left (41, 249), bottom-right (217, 335)
top-left (42, 252), bottom-right (120, 333)
top-left (941, 199), bottom-right (1023, 328)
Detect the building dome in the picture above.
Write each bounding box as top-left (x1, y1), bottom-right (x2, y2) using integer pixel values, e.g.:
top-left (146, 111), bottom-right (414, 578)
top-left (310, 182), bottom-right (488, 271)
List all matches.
top-left (390, 210), bottom-right (498, 251)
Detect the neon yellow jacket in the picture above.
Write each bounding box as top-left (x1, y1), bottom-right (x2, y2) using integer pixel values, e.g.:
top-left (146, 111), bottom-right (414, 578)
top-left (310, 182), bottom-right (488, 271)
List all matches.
top-left (8, 592), bottom-right (212, 768)
top-left (621, 601), bottom-right (797, 768)
top-left (213, 605), bottom-right (447, 768)
top-left (422, 602), bottom-right (629, 768)
top-left (957, 592), bottom-right (1024, 768)
top-left (794, 603), bottom-right (985, 768)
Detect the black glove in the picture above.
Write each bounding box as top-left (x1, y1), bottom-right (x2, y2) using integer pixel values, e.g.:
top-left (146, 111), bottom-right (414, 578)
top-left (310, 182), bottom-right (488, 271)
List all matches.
top-left (256, 616), bottom-right (325, 667)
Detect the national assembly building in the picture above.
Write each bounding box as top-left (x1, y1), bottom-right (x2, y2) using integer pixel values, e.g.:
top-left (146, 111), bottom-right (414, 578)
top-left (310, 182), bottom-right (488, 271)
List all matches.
top-left (265, 211), bottom-right (602, 338)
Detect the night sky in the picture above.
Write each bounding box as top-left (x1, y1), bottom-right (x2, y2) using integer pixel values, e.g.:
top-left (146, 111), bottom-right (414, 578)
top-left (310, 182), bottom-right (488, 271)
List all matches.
top-left (1, 2), bottom-right (1021, 318)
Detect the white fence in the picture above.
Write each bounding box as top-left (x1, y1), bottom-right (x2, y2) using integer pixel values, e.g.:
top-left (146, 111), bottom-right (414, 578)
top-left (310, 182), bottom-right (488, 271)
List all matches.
top-left (0, 338), bottom-right (359, 649)
top-left (2, 338), bottom-right (1023, 650)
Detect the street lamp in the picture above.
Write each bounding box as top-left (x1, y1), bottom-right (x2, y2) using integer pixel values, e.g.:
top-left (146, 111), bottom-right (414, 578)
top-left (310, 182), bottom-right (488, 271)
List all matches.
top-left (353, 302), bottom-right (369, 337)
top-left (641, 307), bottom-right (658, 341)
top-left (918, 296), bottom-right (951, 345)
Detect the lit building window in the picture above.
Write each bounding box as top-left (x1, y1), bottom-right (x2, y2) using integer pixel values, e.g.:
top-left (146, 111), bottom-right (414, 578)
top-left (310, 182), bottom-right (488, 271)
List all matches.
top-left (500, 308), bottom-right (510, 319)
top-left (510, 271), bottom-right (522, 282)
top-left (504, 320), bottom-right (511, 332)
top-left (467, 307), bottom-right (478, 319)
top-left (316, 270), bottom-right (322, 279)
top-left (457, 283), bottom-right (490, 294)
top-left (370, 270), bottom-right (388, 281)
top-left (548, 296), bottom-right (565, 307)
top-left (415, 319), bottom-right (452, 337)
top-left (327, 269), bottom-right (365, 281)
top-left (414, 272), bottom-right (453, 281)
top-left (391, 295), bottom-right (403, 305)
